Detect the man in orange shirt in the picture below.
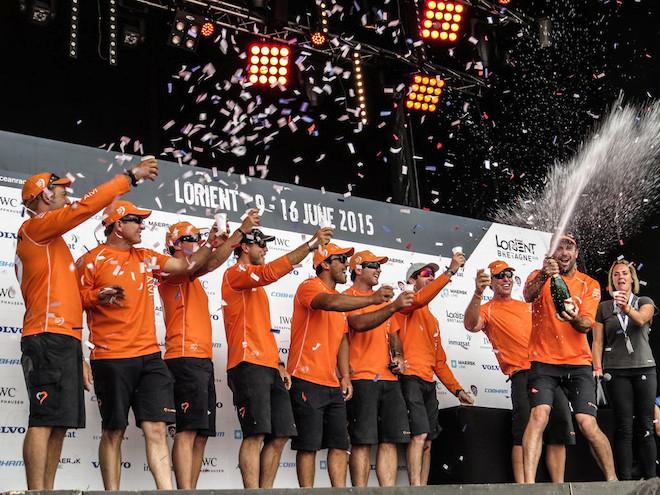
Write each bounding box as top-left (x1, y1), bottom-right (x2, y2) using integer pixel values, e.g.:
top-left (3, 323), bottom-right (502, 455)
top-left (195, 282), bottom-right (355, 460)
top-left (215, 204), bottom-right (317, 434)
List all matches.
top-left (288, 244), bottom-right (394, 488)
top-left (15, 159), bottom-right (158, 490)
top-left (522, 234), bottom-right (616, 482)
top-left (344, 251), bottom-right (414, 487)
top-left (159, 210), bottom-right (259, 489)
top-left (463, 260), bottom-right (575, 483)
top-left (397, 254), bottom-right (473, 486)
top-left (222, 225), bottom-right (333, 489)
top-left (77, 200), bottom-right (215, 490)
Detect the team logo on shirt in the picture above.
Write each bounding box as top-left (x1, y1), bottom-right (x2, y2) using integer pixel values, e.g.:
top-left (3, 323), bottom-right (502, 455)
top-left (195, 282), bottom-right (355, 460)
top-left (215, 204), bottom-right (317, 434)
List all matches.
top-left (239, 406), bottom-right (247, 418)
top-left (181, 402), bottom-right (190, 413)
top-left (36, 391), bottom-right (48, 405)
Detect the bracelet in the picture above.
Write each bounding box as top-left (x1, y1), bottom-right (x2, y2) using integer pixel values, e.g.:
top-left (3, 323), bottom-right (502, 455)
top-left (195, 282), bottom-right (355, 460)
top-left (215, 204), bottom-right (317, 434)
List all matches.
top-left (445, 267), bottom-right (457, 276)
top-left (124, 169), bottom-right (139, 187)
top-left (307, 241), bottom-right (316, 252)
top-left (593, 366), bottom-right (602, 372)
top-left (237, 228), bottom-right (246, 236)
top-left (473, 292), bottom-right (483, 299)
top-left (454, 388), bottom-right (464, 397)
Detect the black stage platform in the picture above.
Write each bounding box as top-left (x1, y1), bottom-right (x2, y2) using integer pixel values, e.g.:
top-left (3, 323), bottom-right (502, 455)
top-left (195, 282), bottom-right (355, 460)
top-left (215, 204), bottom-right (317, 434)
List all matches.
top-left (3, 480), bottom-right (659, 495)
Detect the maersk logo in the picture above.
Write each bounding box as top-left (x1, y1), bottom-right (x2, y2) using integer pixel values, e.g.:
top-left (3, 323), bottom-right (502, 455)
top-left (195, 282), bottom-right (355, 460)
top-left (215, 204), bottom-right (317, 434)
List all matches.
top-left (450, 359), bottom-right (475, 369)
top-left (0, 326), bottom-right (22, 334)
top-left (234, 430), bottom-right (243, 439)
top-left (440, 287), bottom-right (468, 299)
top-left (481, 364), bottom-right (500, 371)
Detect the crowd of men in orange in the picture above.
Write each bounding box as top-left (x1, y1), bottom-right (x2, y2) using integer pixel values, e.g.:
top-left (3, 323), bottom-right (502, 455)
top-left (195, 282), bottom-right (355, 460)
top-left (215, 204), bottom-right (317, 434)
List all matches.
top-left (15, 159), bottom-right (627, 490)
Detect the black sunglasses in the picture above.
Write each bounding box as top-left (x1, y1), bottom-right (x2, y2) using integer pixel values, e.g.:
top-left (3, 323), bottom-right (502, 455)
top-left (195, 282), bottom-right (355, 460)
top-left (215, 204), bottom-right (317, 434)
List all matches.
top-left (177, 235), bottom-right (200, 243)
top-left (361, 262), bottom-right (381, 270)
top-left (47, 173), bottom-right (61, 189)
top-left (327, 255), bottom-right (348, 264)
top-left (120, 215), bottom-right (144, 225)
top-left (246, 240), bottom-right (268, 248)
top-left (493, 270), bottom-right (514, 280)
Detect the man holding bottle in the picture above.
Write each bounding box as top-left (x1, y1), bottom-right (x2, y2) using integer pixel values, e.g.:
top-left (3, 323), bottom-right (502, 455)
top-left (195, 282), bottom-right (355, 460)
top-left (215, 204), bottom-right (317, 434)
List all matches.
top-left (521, 234), bottom-right (616, 483)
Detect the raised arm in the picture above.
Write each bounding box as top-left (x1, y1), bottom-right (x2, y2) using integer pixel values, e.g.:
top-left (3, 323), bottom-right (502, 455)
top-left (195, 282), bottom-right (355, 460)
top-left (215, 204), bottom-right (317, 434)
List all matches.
top-left (464, 269), bottom-right (489, 332)
top-left (311, 286), bottom-right (393, 312)
top-left (348, 290), bottom-right (414, 332)
top-left (524, 258), bottom-right (557, 303)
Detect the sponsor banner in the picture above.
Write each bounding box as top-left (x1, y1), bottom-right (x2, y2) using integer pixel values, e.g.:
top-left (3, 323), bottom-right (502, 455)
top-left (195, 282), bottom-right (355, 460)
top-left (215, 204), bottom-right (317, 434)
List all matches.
top-left (0, 132), bottom-right (551, 489)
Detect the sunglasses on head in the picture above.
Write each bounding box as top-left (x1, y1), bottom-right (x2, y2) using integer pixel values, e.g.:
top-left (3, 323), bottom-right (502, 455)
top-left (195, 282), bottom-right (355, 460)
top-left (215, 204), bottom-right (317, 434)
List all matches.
top-left (361, 261), bottom-right (381, 270)
top-left (417, 268), bottom-right (435, 278)
top-left (493, 270), bottom-right (514, 279)
top-left (177, 235), bottom-right (200, 243)
top-left (120, 215), bottom-right (144, 225)
top-left (327, 254), bottom-right (348, 264)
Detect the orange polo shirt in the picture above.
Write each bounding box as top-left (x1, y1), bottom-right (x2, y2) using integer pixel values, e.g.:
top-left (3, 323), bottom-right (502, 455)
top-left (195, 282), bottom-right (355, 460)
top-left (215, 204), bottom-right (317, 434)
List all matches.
top-left (16, 174), bottom-right (131, 340)
top-left (396, 273), bottom-right (461, 394)
top-left (77, 245), bottom-right (170, 360)
top-left (345, 286), bottom-right (399, 381)
top-left (526, 269), bottom-right (601, 366)
top-left (288, 277), bottom-right (348, 387)
top-left (479, 298), bottom-right (532, 376)
top-left (159, 274), bottom-right (212, 360)
top-left (221, 255), bottom-right (293, 371)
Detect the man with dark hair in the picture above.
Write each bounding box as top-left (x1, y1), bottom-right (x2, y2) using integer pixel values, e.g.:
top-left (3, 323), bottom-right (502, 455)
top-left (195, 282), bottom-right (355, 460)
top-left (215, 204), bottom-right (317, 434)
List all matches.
top-left (464, 260), bottom-right (575, 483)
top-left (15, 158), bottom-right (158, 490)
top-left (522, 234), bottom-right (616, 482)
top-left (344, 251), bottom-right (414, 487)
top-left (222, 225), bottom-right (333, 489)
top-left (288, 244), bottom-right (393, 488)
top-left (76, 200), bottom-right (215, 490)
top-left (397, 253), bottom-right (473, 486)
top-left (159, 210), bottom-right (259, 489)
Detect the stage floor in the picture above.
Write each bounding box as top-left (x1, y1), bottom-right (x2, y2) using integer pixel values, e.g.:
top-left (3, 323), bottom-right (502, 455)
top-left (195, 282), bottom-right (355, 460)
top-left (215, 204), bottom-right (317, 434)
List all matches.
top-left (2, 480), bottom-right (657, 495)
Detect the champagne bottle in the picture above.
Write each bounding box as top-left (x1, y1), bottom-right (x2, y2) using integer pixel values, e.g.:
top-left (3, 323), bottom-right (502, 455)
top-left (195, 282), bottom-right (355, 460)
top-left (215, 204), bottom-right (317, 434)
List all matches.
top-left (550, 273), bottom-right (572, 315)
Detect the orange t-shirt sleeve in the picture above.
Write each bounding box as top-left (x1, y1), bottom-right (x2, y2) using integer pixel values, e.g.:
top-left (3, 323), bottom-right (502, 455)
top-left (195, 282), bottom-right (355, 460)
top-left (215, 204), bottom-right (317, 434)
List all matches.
top-left (76, 253), bottom-right (100, 309)
top-left (225, 255), bottom-right (292, 291)
top-left (296, 279), bottom-right (324, 309)
top-left (434, 337), bottom-right (461, 394)
top-left (579, 278), bottom-right (601, 323)
top-left (23, 174), bottom-right (130, 244)
top-left (400, 273), bottom-right (451, 315)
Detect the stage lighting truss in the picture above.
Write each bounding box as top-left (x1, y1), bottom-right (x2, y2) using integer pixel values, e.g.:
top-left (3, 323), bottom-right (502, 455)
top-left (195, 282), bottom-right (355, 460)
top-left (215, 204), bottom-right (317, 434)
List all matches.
top-left (310, 0), bottom-right (329, 47)
top-left (405, 73), bottom-right (444, 112)
top-left (420, 1), bottom-right (465, 42)
top-left (27, 0), bottom-right (54, 24)
top-left (353, 51), bottom-right (367, 124)
top-left (247, 43), bottom-right (290, 87)
top-left (168, 9), bottom-right (209, 52)
top-left (68, 0), bottom-right (79, 58)
top-left (109, 0), bottom-right (118, 65)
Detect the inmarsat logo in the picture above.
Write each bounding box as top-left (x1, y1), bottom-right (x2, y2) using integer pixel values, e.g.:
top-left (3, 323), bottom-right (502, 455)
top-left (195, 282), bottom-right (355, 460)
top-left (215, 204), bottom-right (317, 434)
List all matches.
top-left (495, 234), bottom-right (539, 262)
top-left (448, 334), bottom-right (472, 350)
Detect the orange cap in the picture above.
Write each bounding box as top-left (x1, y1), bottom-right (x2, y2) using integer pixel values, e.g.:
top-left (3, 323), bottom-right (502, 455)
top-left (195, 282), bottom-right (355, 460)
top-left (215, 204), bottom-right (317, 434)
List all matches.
top-left (488, 260), bottom-right (515, 276)
top-left (312, 243), bottom-right (355, 269)
top-left (102, 200), bottom-right (152, 226)
top-left (349, 250), bottom-right (389, 270)
top-left (22, 172), bottom-right (71, 202)
top-left (166, 221), bottom-right (201, 246)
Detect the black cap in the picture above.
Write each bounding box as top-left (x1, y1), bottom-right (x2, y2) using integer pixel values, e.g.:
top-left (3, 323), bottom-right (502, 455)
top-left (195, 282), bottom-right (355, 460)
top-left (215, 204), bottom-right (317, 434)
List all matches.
top-left (240, 228), bottom-right (276, 245)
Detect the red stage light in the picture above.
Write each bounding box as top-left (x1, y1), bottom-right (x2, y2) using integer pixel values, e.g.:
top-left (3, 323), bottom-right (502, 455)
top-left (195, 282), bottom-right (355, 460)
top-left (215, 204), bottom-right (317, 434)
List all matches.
top-left (200, 21), bottom-right (215, 38)
top-left (247, 43), bottom-right (290, 87)
top-left (406, 73), bottom-right (444, 113)
top-left (419, 0), bottom-right (465, 42)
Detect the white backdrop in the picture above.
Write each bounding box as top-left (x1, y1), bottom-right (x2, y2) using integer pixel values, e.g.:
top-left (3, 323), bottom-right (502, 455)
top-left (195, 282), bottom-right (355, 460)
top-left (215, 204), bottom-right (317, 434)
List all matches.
top-left (0, 183), bottom-right (550, 490)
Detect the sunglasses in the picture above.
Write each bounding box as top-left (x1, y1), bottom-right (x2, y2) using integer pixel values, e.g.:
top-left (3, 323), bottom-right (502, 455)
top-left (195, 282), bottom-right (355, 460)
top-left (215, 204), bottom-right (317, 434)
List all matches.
top-left (417, 268), bottom-right (435, 278)
top-left (120, 215), bottom-right (144, 225)
top-left (247, 240), bottom-right (268, 248)
top-left (327, 255), bottom-right (348, 264)
top-left (177, 235), bottom-right (200, 243)
top-left (493, 270), bottom-right (514, 280)
top-left (361, 262), bottom-right (381, 270)
top-left (47, 173), bottom-right (61, 189)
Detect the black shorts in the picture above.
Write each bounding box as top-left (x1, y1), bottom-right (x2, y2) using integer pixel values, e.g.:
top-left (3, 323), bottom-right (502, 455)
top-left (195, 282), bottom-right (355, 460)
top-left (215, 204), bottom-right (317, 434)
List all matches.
top-left (21, 333), bottom-right (85, 428)
top-left (289, 377), bottom-right (350, 451)
top-left (166, 357), bottom-right (216, 437)
top-left (91, 352), bottom-right (175, 430)
top-left (510, 370), bottom-right (575, 445)
top-left (227, 362), bottom-right (297, 439)
top-left (347, 379), bottom-right (410, 445)
top-left (399, 374), bottom-right (440, 440)
top-left (528, 361), bottom-right (598, 417)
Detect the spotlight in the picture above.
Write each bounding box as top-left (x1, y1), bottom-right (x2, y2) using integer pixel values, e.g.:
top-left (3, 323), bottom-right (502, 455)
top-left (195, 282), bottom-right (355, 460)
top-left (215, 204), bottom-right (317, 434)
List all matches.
top-left (109, 0), bottom-right (118, 66)
top-left (419, 1), bottom-right (465, 43)
top-left (352, 52), bottom-right (367, 124)
top-left (168, 9), bottom-right (207, 52)
top-left (122, 23), bottom-right (144, 47)
top-left (405, 73), bottom-right (444, 113)
top-left (68, 0), bottom-right (79, 58)
top-left (30, 0), bottom-right (54, 24)
top-left (247, 43), bottom-right (290, 87)
top-left (201, 21), bottom-right (215, 38)
top-left (498, 0), bottom-right (511, 4)
top-left (310, 31), bottom-right (326, 47)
